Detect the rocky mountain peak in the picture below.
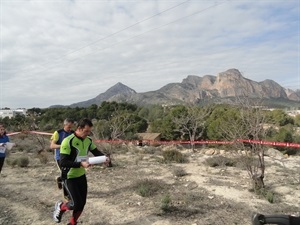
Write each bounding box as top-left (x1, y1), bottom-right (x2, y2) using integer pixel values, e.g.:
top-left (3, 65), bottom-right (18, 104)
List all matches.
top-left (104, 82), bottom-right (136, 96)
top-left (68, 82), bottom-right (136, 108)
top-left (213, 69), bottom-right (252, 97)
top-left (65, 69), bottom-right (299, 108)
top-left (217, 68), bottom-right (243, 81)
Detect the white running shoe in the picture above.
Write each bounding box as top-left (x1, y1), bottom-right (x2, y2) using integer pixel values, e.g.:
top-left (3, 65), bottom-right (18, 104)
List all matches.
top-left (53, 201), bottom-right (64, 223)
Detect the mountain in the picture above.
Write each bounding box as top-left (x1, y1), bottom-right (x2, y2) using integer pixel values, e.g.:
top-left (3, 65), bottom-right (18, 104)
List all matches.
top-left (69, 82), bottom-right (136, 108)
top-left (59, 69), bottom-right (300, 108)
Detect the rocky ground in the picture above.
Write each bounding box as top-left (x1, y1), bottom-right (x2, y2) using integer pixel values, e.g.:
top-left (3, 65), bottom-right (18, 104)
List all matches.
top-left (0, 144), bottom-right (299, 225)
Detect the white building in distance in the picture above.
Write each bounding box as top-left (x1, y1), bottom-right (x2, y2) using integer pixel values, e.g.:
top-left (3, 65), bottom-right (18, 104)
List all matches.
top-left (0, 109), bottom-right (27, 119)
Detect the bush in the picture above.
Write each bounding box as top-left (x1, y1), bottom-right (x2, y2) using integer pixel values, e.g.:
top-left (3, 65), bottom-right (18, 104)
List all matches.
top-left (172, 167), bottom-right (188, 177)
top-left (145, 146), bottom-right (162, 155)
top-left (161, 194), bottom-right (172, 212)
top-left (261, 189), bottom-right (275, 203)
top-left (265, 191), bottom-right (275, 203)
top-left (37, 151), bottom-right (49, 164)
top-left (17, 133), bottom-right (27, 140)
top-left (42, 123), bottom-right (54, 131)
top-left (205, 155), bottom-right (237, 167)
top-left (17, 156), bottom-right (29, 167)
top-left (283, 148), bottom-right (299, 156)
top-left (97, 143), bottom-right (128, 154)
top-left (162, 150), bottom-right (187, 163)
top-left (251, 187), bottom-right (276, 203)
top-left (134, 179), bottom-right (164, 197)
top-left (6, 158), bottom-right (18, 167)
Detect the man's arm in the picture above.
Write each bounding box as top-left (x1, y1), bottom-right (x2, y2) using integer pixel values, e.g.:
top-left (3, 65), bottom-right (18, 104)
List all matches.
top-left (90, 148), bottom-right (112, 167)
top-left (60, 153), bottom-right (81, 168)
top-left (90, 148), bottom-right (105, 157)
top-left (89, 138), bottom-right (112, 166)
top-left (50, 131), bottom-right (59, 149)
top-left (50, 139), bottom-right (60, 149)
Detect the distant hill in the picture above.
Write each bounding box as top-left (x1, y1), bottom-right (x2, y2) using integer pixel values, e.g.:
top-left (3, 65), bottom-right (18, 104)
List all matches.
top-left (50, 69), bottom-right (300, 108)
top-left (68, 82), bottom-right (136, 108)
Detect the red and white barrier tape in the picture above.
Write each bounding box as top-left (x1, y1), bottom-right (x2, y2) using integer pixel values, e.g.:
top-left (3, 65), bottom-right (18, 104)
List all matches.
top-left (7, 131), bottom-right (52, 136)
top-left (7, 130), bottom-right (300, 148)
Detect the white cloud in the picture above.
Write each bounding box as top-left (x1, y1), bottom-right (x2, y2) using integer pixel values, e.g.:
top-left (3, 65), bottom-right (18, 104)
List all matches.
top-left (1, 0), bottom-right (299, 108)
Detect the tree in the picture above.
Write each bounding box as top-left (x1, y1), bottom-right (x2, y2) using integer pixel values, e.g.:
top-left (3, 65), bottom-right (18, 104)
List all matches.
top-left (86, 104), bottom-right (98, 119)
top-left (276, 126), bottom-right (293, 143)
top-left (294, 114), bottom-right (300, 126)
top-left (218, 98), bottom-right (267, 190)
top-left (147, 105), bottom-right (164, 122)
top-left (27, 107), bottom-right (42, 116)
top-left (149, 117), bottom-right (177, 140)
top-left (265, 126), bottom-right (278, 141)
top-left (93, 119), bottom-right (111, 140)
top-left (266, 109), bottom-right (294, 126)
top-left (206, 104), bottom-right (235, 140)
top-left (108, 111), bottom-right (133, 140)
top-left (10, 114), bottom-right (28, 131)
top-left (172, 105), bottom-right (211, 151)
top-left (128, 114), bottom-right (148, 136)
top-left (97, 101), bottom-right (138, 120)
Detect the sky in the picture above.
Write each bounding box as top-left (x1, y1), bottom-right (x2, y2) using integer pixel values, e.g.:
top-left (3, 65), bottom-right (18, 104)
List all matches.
top-left (1, 0), bottom-right (299, 109)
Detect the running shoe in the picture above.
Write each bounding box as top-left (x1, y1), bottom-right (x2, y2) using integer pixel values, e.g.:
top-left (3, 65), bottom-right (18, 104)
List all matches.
top-left (53, 201), bottom-right (64, 223)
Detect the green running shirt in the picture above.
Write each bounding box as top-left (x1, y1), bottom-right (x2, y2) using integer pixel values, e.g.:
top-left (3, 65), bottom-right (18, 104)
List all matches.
top-left (60, 133), bottom-right (97, 179)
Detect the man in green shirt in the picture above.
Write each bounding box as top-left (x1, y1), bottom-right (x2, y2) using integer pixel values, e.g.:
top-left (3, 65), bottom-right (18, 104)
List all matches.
top-left (53, 118), bottom-right (110, 225)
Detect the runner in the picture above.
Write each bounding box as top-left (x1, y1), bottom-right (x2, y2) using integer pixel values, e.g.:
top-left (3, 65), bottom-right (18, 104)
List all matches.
top-left (52, 118), bottom-right (111, 225)
top-left (50, 118), bottom-right (74, 197)
top-left (0, 124), bottom-right (10, 175)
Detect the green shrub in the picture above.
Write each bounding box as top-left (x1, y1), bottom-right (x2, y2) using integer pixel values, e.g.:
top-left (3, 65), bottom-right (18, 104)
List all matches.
top-left (37, 151), bottom-right (49, 164)
top-left (6, 156), bottom-right (29, 167)
top-left (17, 156), bottom-right (29, 167)
top-left (42, 123), bottom-right (54, 131)
top-left (17, 133), bottom-right (27, 140)
top-left (162, 150), bottom-right (187, 163)
top-left (205, 155), bottom-right (237, 167)
top-left (135, 179), bottom-right (164, 197)
top-left (6, 158), bottom-right (18, 167)
top-left (265, 191), bottom-right (275, 203)
top-left (145, 146), bottom-right (161, 155)
top-left (161, 194), bottom-right (172, 212)
top-left (172, 167), bottom-right (188, 177)
top-left (252, 187), bottom-right (275, 203)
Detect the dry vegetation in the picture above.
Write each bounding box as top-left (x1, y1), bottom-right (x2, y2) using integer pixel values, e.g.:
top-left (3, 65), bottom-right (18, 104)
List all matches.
top-left (0, 135), bottom-right (300, 225)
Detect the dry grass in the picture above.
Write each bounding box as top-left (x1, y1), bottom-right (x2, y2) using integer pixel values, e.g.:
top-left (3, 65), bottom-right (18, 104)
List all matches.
top-left (1, 135), bottom-right (300, 225)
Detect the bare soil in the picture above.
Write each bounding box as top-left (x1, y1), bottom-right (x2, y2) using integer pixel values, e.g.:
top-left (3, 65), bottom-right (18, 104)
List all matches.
top-left (0, 144), bottom-right (300, 225)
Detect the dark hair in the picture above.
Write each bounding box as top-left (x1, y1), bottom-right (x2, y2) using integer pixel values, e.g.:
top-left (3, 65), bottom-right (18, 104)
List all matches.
top-left (77, 118), bottom-right (93, 129)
